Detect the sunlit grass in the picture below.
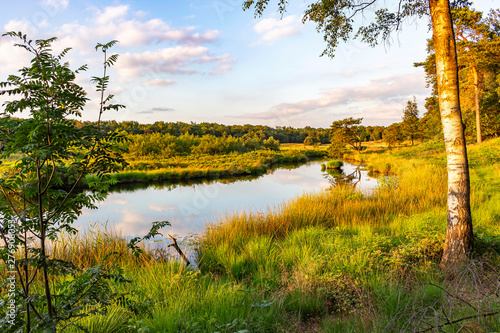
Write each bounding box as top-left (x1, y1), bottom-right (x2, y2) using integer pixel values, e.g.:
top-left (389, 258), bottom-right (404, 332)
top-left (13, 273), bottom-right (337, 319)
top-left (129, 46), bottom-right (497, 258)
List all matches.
top-left (3, 138), bottom-right (499, 332)
top-left (82, 148), bottom-right (327, 186)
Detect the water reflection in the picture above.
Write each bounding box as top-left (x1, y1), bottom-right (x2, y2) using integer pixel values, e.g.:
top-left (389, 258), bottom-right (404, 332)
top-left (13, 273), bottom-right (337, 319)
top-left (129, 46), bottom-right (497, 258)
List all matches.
top-left (108, 162), bottom-right (307, 194)
top-left (324, 166), bottom-right (362, 188)
top-left (320, 162), bottom-right (375, 194)
top-left (77, 160), bottom-right (378, 238)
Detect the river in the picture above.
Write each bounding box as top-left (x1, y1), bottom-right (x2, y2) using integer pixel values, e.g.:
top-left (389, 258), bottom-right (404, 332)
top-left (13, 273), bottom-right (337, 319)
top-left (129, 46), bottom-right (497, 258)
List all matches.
top-left (76, 160), bottom-right (378, 239)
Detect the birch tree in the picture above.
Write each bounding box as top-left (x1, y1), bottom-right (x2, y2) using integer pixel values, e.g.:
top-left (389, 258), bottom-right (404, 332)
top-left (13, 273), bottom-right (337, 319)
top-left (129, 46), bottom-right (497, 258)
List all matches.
top-left (243, 0), bottom-right (473, 266)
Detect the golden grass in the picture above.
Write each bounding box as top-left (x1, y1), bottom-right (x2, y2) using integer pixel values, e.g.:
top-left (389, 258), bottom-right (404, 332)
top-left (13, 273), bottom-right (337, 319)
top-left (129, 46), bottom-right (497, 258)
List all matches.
top-left (200, 160), bottom-right (447, 253)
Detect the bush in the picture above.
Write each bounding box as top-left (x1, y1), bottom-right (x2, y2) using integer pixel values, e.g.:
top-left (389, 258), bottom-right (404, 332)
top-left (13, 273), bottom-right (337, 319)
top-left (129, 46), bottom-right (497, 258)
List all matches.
top-left (303, 136), bottom-right (315, 145)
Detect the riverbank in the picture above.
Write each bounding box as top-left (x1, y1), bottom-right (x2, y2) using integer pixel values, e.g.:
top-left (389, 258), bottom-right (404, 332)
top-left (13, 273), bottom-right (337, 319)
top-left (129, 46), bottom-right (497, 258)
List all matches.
top-left (3, 138), bottom-right (500, 332)
top-left (82, 147), bottom-right (328, 187)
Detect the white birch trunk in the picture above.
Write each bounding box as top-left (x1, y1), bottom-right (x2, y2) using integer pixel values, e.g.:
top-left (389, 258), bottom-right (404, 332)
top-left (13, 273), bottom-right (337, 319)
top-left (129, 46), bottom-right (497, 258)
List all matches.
top-left (429, 0), bottom-right (474, 265)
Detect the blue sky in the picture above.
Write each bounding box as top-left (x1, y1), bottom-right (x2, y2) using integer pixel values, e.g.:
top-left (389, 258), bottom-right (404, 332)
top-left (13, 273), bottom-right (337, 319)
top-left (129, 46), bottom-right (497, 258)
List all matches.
top-left (0, 0), bottom-right (497, 127)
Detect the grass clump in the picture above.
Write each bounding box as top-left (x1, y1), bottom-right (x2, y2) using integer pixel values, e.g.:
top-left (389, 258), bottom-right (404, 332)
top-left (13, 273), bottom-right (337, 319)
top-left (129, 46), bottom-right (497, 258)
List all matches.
top-left (326, 160), bottom-right (343, 169)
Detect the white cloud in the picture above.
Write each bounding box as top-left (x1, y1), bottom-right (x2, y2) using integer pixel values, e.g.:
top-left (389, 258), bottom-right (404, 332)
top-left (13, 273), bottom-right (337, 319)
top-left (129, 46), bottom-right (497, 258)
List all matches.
top-left (4, 19), bottom-right (37, 34)
top-left (54, 5), bottom-right (220, 52)
top-left (144, 78), bottom-right (175, 86)
top-left (117, 46), bottom-right (207, 77)
top-left (94, 5), bottom-right (129, 25)
top-left (253, 15), bottom-right (303, 44)
top-left (116, 46), bottom-right (234, 79)
top-left (45, 5), bottom-right (230, 80)
top-left (42, 0), bottom-right (69, 9)
top-left (210, 64), bottom-right (233, 75)
top-left (0, 37), bottom-right (33, 75)
top-left (242, 72), bottom-right (427, 124)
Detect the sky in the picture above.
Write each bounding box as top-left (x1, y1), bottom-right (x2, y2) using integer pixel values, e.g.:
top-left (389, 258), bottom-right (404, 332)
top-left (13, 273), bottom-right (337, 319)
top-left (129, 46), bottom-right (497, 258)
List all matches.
top-left (0, 0), bottom-right (497, 128)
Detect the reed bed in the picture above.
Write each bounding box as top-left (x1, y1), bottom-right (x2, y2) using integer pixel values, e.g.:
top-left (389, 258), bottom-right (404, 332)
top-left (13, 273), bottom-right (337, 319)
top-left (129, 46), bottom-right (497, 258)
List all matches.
top-left (48, 225), bottom-right (155, 269)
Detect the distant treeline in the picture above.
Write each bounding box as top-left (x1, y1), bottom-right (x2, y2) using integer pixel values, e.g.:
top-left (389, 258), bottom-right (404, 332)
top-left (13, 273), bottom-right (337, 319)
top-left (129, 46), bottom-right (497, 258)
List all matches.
top-left (126, 132), bottom-right (281, 158)
top-left (73, 120), bottom-right (387, 144)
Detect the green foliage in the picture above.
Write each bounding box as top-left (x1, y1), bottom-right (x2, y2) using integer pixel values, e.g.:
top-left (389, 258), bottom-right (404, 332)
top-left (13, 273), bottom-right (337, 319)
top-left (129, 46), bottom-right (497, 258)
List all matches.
top-left (0, 32), bottom-right (166, 331)
top-left (326, 160), bottom-right (343, 169)
top-left (244, 0), bottom-right (427, 58)
top-left (93, 147), bottom-right (326, 186)
top-left (327, 138), bottom-right (347, 159)
top-left (383, 123), bottom-right (404, 147)
top-left (402, 96), bottom-right (421, 145)
top-left (303, 136), bottom-right (315, 145)
top-left (91, 120), bottom-right (331, 144)
top-left (416, 7), bottom-right (500, 142)
top-left (262, 136), bottom-right (280, 151)
top-left (330, 117), bottom-right (364, 153)
top-left (127, 132), bottom-right (282, 158)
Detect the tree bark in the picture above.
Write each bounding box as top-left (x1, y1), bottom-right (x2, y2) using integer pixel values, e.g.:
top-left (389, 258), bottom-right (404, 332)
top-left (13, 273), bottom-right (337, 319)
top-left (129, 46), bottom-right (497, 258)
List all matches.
top-left (429, 0), bottom-right (473, 266)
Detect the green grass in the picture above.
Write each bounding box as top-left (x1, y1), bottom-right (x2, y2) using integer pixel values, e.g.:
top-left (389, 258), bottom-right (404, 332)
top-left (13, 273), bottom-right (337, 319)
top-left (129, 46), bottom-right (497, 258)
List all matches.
top-left (82, 148), bottom-right (327, 187)
top-left (326, 160), bottom-right (343, 169)
top-left (3, 138), bottom-right (500, 332)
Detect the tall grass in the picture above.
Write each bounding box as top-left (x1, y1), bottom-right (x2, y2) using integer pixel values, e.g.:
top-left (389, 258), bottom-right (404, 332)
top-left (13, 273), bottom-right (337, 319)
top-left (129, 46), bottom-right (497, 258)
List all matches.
top-left (49, 224), bottom-right (154, 269)
top-left (4, 138), bottom-right (499, 332)
top-left (199, 162), bottom-right (446, 254)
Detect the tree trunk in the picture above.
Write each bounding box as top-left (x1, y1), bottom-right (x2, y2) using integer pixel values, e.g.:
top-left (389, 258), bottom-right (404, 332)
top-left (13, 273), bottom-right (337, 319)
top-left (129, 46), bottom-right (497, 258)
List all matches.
top-left (37, 163), bottom-right (54, 318)
top-left (429, 0), bottom-right (473, 266)
top-left (472, 65), bottom-right (482, 143)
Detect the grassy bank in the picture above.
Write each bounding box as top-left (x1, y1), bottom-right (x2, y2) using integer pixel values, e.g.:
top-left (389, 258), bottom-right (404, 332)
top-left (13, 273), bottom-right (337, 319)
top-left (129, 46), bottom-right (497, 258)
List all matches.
top-left (2, 139), bottom-right (500, 332)
top-left (85, 148), bottom-right (327, 186)
top-left (0, 144), bottom-right (327, 189)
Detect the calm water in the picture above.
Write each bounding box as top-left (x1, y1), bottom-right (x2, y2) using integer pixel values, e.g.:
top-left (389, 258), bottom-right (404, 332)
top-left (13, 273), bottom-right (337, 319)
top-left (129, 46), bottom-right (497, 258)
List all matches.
top-left (77, 161), bottom-right (378, 238)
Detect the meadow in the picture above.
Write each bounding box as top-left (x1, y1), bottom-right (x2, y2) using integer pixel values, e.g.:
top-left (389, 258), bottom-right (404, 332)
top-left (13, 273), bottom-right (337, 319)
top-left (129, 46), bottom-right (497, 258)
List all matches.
top-left (0, 137), bottom-right (327, 195)
top-left (102, 147), bottom-right (326, 185)
top-left (2, 138), bottom-right (500, 332)
top-left (12, 138), bottom-right (497, 331)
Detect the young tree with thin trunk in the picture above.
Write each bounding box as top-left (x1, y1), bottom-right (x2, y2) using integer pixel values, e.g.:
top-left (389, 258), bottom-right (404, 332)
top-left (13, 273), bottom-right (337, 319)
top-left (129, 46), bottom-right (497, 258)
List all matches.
top-left (243, 0), bottom-right (474, 266)
top-left (402, 96), bottom-right (420, 145)
top-left (0, 33), bottom-right (170, 331)
top-left (454, 6), bottom-right (488, 144)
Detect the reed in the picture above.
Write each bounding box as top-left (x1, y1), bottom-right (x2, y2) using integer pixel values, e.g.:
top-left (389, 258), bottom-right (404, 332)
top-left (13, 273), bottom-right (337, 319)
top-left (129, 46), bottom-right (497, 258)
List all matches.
top-left (49, 224), bottom-right (155, 269)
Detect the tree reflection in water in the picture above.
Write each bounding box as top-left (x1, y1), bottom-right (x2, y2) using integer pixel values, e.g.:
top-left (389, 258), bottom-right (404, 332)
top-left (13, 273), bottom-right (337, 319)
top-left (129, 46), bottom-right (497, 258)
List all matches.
top-left (323, 165), bottom-right (362, 189)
